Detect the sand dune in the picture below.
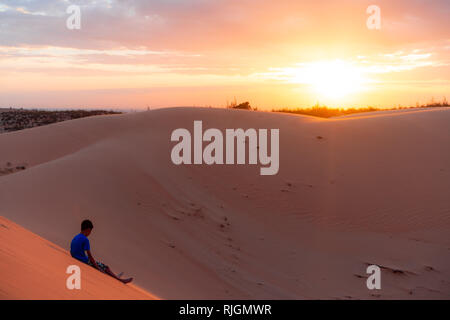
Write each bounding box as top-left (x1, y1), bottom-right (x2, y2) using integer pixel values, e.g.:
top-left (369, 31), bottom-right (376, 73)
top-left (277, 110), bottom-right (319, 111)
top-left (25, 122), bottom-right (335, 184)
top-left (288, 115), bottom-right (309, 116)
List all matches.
top-left (0, 216), bottom-right (156, 299)
top-left (0, 107), bottom-right (449, 299)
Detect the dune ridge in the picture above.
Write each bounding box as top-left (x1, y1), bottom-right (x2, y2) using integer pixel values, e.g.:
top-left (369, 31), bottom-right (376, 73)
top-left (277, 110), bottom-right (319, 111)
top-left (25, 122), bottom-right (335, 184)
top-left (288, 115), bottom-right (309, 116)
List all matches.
top-left (0, 107), bottom-right (449, 299)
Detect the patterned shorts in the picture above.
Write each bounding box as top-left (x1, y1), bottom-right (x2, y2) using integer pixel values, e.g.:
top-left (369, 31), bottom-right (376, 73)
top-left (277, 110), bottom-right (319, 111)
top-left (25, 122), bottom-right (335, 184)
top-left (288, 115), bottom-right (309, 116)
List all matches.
top-left (88, 260), bottom-right (108, 273)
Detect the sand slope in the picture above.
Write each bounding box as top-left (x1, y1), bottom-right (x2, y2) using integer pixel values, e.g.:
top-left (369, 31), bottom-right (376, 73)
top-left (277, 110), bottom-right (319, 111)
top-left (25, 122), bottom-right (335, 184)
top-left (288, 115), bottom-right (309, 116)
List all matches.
top-left (0, 216), bottom-right (156, 299)
top-left (0, 107), bottom-right (449, 299)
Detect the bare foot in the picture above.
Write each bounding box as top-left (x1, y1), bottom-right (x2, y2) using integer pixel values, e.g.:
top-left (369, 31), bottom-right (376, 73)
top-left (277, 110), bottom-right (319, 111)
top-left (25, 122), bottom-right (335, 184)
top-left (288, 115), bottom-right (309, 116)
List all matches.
top-left (121, 277), bottom-right (133, 284)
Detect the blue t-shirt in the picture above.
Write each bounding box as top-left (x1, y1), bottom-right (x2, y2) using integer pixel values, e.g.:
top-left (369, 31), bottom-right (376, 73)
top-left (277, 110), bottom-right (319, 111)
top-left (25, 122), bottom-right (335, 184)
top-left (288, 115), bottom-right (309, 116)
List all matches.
top-left (70, 233), bottom-right (90, 263)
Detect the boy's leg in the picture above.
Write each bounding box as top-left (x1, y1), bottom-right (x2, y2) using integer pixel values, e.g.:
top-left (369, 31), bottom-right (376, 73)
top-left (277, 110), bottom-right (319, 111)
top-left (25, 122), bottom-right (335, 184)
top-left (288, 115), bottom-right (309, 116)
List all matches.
top-left (104, 266), bottom-right (133, 284)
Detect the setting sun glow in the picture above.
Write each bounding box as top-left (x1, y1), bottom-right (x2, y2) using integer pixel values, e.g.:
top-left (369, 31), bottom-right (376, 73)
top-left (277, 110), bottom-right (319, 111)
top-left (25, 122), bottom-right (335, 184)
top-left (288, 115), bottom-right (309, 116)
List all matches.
top-left (290, 60), bottom-right (367, 101)
top-left (0, 1), bottom-right (448, 109)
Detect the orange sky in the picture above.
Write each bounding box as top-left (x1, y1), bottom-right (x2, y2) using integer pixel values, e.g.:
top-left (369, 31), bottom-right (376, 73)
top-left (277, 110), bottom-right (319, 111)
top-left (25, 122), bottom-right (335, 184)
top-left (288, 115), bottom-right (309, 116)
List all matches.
top-left (0, 0), bottom-right (449, 110)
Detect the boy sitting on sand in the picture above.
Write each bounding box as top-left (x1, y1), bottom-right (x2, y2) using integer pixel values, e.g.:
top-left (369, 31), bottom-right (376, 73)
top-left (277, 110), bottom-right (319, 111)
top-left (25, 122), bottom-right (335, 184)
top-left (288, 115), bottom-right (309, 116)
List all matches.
top-left (70, 219), bottom-right (133, 284)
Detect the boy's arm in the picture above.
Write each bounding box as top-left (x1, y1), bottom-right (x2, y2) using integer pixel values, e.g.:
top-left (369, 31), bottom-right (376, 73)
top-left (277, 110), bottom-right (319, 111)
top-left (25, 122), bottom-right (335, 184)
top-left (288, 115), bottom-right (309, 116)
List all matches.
top-left (86, 250), bottom-right (100, 270)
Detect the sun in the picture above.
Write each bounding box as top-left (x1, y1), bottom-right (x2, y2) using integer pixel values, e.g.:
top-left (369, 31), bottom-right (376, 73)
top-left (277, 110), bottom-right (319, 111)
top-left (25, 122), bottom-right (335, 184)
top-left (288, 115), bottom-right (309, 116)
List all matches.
top-left (290, 60), bottom-right (366, 101)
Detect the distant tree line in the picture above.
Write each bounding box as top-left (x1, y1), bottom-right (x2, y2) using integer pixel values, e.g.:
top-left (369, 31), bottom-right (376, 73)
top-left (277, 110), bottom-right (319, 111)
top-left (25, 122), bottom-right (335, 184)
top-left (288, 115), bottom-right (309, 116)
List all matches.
top-left (226, 97), bottom-right (449, 118)
top-left (272, 98), bottom-right (449, 118)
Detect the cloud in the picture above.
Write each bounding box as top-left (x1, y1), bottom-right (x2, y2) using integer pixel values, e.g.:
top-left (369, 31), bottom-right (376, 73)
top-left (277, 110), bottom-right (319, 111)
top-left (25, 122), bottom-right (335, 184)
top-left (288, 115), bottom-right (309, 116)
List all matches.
top-left (0, 0), bottom-right (446, 51)
top-left (0, 0), bottom-right (448, 108)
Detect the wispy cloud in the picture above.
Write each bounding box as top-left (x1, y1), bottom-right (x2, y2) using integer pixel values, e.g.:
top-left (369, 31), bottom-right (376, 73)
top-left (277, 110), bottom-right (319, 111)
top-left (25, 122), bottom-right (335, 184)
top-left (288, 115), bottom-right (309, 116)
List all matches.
top-left (0, 0), bottom-right (449, 108)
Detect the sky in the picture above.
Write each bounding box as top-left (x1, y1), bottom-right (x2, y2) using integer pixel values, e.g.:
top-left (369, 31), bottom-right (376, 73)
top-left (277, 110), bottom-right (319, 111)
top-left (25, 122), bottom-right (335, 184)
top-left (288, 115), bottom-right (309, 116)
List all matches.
top-left (0, 0), bottom-right (449, 110)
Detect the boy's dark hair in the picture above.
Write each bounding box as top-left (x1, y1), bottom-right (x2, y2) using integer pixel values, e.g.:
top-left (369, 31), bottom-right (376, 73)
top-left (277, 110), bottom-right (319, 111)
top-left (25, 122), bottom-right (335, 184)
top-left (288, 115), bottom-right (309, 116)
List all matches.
top-left (81, 219), bottom-right (94, 231)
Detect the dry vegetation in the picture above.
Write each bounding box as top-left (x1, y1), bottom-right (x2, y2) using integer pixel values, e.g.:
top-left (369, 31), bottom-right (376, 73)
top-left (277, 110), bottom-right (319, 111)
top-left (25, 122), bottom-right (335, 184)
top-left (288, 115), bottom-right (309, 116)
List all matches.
top-left (0, 108), bottom-right (121, 133)
top-left (272, 98), bottom-right (449, 118)
top-left (226, 97), bottom-right (449, 118)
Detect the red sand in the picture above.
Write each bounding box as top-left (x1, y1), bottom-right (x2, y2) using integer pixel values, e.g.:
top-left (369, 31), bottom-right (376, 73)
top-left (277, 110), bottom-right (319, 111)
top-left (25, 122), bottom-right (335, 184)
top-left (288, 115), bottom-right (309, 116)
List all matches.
top-left (0, 216), bottom-right (156, 299)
